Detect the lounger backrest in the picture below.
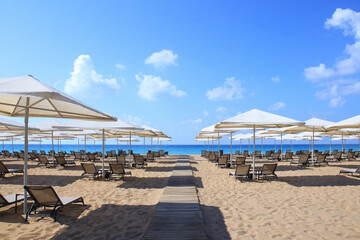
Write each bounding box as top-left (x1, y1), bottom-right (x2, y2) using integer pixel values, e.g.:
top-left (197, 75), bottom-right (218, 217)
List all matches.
top-left (285, 152), bottom-right (293, 158)
top-left (116, 155), bottom-right (126, 164)
top-left (109, 163), bottom-right (125, 174)
top-left (147, 153), bottom-right (155, 160)
top-left (24, 185), bottom-right (62, 207)
top-left (262, 164), bottom-right (277, 174)
top-left (299, 154), bottom-right (309, 164)
top-left (38, 155), bottom-right (49, 164)
top-left (272, 153), bottom-right (280, 159)
top-left (317, 154), bottom-right (326, 162)
top-left (334, 152), bottom-right (342, 159)
top-left (347, 152), bottom-right (355, 158)
top-left (135, 155), bottom-right (144, 164)
top-left (235, 164), bottom-right (251, 175)
top-left (59, 152), bottom-right (65, 157)
top-left (29, 152), bottom-right (37, 158)
top-left (55, 156), bottom-right (66, 165)
top-left (81, 163), bottom-right (97, 174)
top-left (356, 166), bottom-right (360, 173)
top-left (236, 157), bottom-right (246, 165)
top-left (218, 156), bottom-right (227, 165)
top-left (74, 152), bottom-right (81, 159)
top-left (87, 153), bottom-right (96, 161)
top-left (0, 161), bottom-right (9, 173)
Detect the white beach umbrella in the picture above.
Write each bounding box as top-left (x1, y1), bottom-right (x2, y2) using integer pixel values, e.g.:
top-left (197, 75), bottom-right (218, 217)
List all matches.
top-left (201, 124), bottom-right (238, 158)
top-left (53, 119), bottom-right (144, 174)
top-left (215, 109), bottom-right (304, 179)
top-left (0, 75), bottom-right (117, 214)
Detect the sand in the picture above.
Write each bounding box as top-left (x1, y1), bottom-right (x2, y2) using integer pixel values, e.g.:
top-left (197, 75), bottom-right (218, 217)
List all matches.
top-left (191, 155), bottom-right (360, 240)
top-left (1, 154), bottom-right (360, 239)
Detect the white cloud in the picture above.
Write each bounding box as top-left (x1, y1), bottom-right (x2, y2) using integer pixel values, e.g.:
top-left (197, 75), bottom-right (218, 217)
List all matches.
top-left (304, 63), bottom-right (336, 81)
top-left (203, 111), bottom-right (209, 117)
top-left (64, 55), bottom-right (120, 97)
top-left (206, 77), bottom-right (245, 101)
top-left (145, 49), bottom-right (178, 67)
top-left (135, 73), bottom-right (186, 100)
top-left (122, 114), bottom-right (150, 126)
top-left (271, 75), bottom-right (280, 82)
top-left (116, 64), bottom-right (125, 69)
top-left (329, 96), bottom-right (346, 108)
top-left (216, 106), bottom-right (227, 112)
top-left (182, 118), bottom-right (202, 125)
top-left (268, 102), bottom-right (286, 111)
top-left (304, 8), bottom-right (360, 108)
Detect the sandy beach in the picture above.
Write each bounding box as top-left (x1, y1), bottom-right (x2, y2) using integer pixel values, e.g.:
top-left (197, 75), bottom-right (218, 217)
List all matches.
top-left (1, 154), bottom-right (360, 239)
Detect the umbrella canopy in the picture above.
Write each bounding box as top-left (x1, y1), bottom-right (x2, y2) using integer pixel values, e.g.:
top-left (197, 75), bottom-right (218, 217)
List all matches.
top-left (326, 115), bottom-right (360, 130)
top-left (0, 75), bottom-right (117, 214)
top-left (53, 119), bottom-right (144, 173)
top-left (215, 109), bottom-right (304, 179)
top-left (0, 75), bottom-right (116, 121)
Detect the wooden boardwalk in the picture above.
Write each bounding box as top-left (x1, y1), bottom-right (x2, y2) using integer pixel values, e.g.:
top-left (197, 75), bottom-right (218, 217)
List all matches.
top-left (143, 156), bottom-right (208, 240)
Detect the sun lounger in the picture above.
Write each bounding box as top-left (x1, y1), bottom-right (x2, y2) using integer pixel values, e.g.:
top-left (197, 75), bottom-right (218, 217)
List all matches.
top-left (0, 160), bottom-right (23, 178)
top-left (333, 152), bottom-right (343, 161)
top-left (216, 156), bottom-right (228, 168)
top-left (0, 193), bottom-right (25, 213)
top-left (343, 151), bottom-right (356, 161)
top-left (229, 164), bottom-right (251, 182)
top-left (314, 153), bottom-right (329, 166)
top-left (232, 156), bottom-right (246, 167)
top-left (134, 155), bottom-right (147, 168)
top-left (290, 154), bottom-right (310, 167)
top-left (37, 155), bottom-right (57, 168)
top-left (80, 163), bottom-right (102, 179)
top-left (109, 163), bottom-right (131, 180)
top-left (254, 163), bottom-right (278, 180)
top-left (55, 156), bottom-right (76, 167)
top-left (339, 166), bottom-right (360, 176)
top-left (24, 185), bottom-right (84, 222)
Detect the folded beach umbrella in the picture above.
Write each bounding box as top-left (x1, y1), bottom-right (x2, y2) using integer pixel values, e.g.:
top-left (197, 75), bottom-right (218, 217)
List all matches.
top-left (0, 75), bottom-right (117, 214)
top-left (215, 109), bottom-right (304, 179)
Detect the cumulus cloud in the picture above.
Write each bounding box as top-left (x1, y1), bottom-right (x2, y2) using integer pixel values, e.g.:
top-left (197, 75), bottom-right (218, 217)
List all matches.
top-left (64, 55), bottom-right (120, 97)
top-left (304, 8), bottom-right (360, 107)
top-left (122, 114), bottom-right (150, 126)
top-left (135, 73), bottom-right (186, 100)
top-left (116, 64), bottom-right (125, 69)
top-left (145, 49), bottom-right (178, 67)
top-left (182, 118), bottom-right (202, 125)
top-left (203, 111), bottom-right (209, 117)
top-left (271, 75), bottom-right (280, 82)
top-left (216, 106), bottom-right (227, 112)
top-left (304, 63), bottom-right (336, 81)
top-left (329, 96), bottom-right (346, 108)
top-left (268, 102), bottom-right (286, 111)
top-left (206, 77), bottom-right (245, 101)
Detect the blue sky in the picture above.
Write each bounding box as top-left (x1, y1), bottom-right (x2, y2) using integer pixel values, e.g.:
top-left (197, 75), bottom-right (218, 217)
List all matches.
top-left (1, 1), bottom-right (360, 144)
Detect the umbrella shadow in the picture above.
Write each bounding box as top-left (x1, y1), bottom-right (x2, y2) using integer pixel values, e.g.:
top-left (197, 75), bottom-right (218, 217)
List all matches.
top-left (280, 175), bottom-right (360, 187)
top-left (52, 204), bottom-right (156, 240)
top-left (201, 204), bottom-right (231, 240)
top-left (116, 177), bottom-right (170, 189)
top-left (0, 175), bottom-right (80, 187)
top-left (144, 166), bottom-right (174, 172)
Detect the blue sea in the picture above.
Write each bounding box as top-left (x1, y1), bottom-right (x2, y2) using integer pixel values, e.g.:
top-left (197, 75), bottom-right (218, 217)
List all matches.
top-left (2, 143), bottom-right (359, 155)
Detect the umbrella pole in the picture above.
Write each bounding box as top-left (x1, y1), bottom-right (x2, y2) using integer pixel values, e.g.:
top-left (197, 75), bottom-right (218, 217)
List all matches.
top-left (230, 132), bottom-right (233, 159)
top-left (281, 132), bottom-right (283, 161)
top-left (77, 138), bottom-right (79, 151)
top-left (102, 129), bottom-right (105, 180)
top-left (341, 132), bottom-right (344, 152)
top-left (240, 139), bottom-right (242, 153)
top-left (39, 137), bottom-right (41, 151)
top-left (329, 137), bottom-right (332, 153)
top-left (274, 139), bottom-right (276, 151)
top-left (252, 126), bottom-right (255, 180)
top-left (143, 137), bottom-right (145, 155)
top-left (58, 137), bottom-right (60, 153)
top-left (84, 135), bottom-right (87, 155)
top-left (248, 139), bottom-right (250, 153)
top-left (207, 138), bottom-right (209, 151)
top-left (212, 137), bottom-right (214, 152)
top-left (261, 138), bottom-right (263, 156)
top-left (312, 128), bottom-right (314, 165)
top-left (94, 140), bottom-right (95, 152)
top-left (151, 137), bottom-right (153, 151)
top-left (23, 97), bottom-right (29, 215)
top-left (51, 131), bottom-right (54, 164)
top-left (12, 136), bottom-right (14, 153)
top-left (358, 135), bottom-right (360, 151)
top-left (218, 133), bottom-right (220, 158)
top-left (117, 138), bottom-right (118, 152)
top-left (129, 132), bottom-right (132, 166)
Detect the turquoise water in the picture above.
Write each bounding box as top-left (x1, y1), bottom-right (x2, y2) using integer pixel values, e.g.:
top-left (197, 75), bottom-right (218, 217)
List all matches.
top-left (2, 143), bottom-right (359, 155)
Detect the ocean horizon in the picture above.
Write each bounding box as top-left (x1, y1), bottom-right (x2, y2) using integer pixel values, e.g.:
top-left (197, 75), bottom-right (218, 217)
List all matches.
top-left (3, 143), bottom-right (359, 155)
